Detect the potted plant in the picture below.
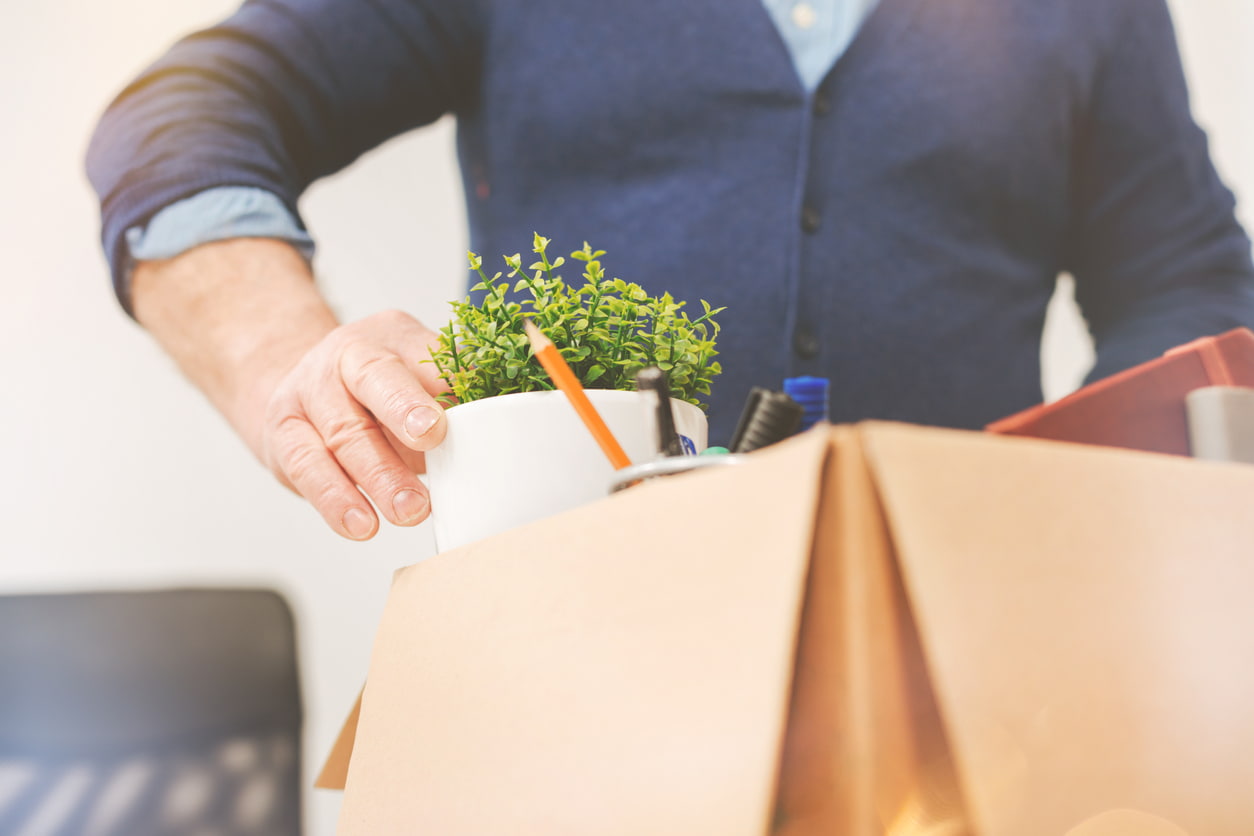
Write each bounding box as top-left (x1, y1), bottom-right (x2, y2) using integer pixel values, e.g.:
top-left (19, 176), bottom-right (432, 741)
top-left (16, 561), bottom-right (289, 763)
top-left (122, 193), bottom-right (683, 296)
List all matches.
top-left (423, 234), bottom-right (726, 551)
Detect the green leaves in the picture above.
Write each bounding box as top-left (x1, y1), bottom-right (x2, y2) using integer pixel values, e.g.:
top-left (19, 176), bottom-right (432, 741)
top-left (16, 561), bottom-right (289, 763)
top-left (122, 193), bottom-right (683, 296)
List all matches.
top-left (429, 234), bottom-right (725, 408)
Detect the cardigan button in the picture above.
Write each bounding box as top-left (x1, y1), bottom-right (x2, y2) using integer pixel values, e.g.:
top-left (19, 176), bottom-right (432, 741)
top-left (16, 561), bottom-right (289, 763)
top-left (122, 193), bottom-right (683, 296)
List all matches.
top-left (813, 93), bottom-right (831, 116)
top-left (801, 205), bottom-right (821, 234)
top-left (793, 327), bottom-right (820, 359)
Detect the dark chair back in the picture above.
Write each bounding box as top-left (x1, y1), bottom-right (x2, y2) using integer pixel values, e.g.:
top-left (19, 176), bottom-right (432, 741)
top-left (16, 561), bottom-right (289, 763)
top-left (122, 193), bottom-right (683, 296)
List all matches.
top-left (0, 588), bottom-right (302, 835)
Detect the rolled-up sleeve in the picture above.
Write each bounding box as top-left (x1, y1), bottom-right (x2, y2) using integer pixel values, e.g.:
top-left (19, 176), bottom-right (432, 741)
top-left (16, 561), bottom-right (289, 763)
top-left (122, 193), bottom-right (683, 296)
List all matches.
top-left (125, 186), bottom-right (314, 266)
top-left (86, 0), bottom-right (482, 314)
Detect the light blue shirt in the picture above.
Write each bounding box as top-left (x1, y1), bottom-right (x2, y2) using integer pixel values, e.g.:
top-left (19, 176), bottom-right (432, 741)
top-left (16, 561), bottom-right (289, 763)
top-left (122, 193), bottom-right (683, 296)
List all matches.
top-left (125, 187), bottom-right (315, 264)
top-left (125, 0), bottom-right (879, 267)
top-left (762, 0), bottom-right (879, 90)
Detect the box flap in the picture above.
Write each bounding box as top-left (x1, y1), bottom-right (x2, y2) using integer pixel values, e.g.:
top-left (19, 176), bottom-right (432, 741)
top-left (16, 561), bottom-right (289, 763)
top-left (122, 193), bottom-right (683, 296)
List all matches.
top-left (337, 430), bottom-right (833, 835)
top-left (861, 422), bottom-right (1254, 835)
top-left (773, 426), bottom-right (970, 835)
top-left (314, 689), bottom-right (362, 790)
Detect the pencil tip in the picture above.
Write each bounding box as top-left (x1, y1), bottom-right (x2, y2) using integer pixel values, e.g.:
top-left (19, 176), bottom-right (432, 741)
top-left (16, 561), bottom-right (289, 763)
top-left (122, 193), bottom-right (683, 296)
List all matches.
top-left (523, 318), bottom-right (549, 349)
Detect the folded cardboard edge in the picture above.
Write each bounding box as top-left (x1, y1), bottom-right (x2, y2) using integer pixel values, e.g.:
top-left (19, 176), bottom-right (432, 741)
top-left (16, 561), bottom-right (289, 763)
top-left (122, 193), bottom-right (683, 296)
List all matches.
top-left (773, 424), bottom-right (875, 833)
top-left (314, 688), bottom-right (362, 790)
top-left (773, 424), bottom-right (971, 834)
top-left (853, 418), bottom-right (1254, 835)
top-left (318, 561), bottom-right (414, 790)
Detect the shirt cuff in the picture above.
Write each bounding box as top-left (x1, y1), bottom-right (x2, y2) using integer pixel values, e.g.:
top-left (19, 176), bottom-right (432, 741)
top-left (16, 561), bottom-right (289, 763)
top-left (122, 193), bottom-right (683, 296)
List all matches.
top-left (124, 186), bottom-right (316, 266)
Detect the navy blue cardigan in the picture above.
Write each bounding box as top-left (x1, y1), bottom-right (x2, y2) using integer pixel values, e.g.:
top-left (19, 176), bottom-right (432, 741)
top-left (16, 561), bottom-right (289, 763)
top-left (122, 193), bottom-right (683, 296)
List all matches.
top-left (87, 0), bottom-right (1254, 441)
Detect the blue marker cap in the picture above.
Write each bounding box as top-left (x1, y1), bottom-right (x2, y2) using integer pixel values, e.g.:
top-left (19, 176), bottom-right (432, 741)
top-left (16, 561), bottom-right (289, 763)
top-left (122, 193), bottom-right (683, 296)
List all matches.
top-left (783, 376), bottom-right (830, 432)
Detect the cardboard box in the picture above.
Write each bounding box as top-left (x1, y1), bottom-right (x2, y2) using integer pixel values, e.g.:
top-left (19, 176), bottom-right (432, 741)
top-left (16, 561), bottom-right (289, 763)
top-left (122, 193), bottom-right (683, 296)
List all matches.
top-left (320, 423), bottom-right (1254, 835)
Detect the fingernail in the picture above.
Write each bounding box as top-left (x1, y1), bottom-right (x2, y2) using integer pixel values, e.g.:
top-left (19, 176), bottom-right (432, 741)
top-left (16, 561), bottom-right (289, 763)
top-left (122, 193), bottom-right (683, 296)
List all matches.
top-left (404, 406), bottom-right (440, 442)
top-left (343, 507), bottom-right (375, 540)
top-left (393, 489), bottom-right (428, 523)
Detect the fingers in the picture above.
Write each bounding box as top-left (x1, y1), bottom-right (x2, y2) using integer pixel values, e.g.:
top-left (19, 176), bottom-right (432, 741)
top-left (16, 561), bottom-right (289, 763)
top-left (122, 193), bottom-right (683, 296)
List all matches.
top-left (381, 425), bottom-right (429, 476)
top-left (338, 342), bottom-right (446, 451)
top-left (269, 411), bottom-right (381, 540)
top-left (303, 381), bottom-right (432, 525)
top-left (258, 310), bottom-right (446, 541)
top-left (271, 400), bottom-right (433, 539)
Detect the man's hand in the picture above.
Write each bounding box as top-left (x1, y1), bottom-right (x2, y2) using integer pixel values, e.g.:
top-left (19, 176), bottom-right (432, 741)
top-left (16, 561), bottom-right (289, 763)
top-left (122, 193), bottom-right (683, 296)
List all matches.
top-left (132, 238), bottom-right (449, 540)
top-left (259, 311), bottom-right (447, 539)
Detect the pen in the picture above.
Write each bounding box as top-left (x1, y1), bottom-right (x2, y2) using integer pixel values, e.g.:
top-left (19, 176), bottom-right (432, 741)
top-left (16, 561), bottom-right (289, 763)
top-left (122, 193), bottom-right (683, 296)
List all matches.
top-left (635, 366), bottom-right (684, 458)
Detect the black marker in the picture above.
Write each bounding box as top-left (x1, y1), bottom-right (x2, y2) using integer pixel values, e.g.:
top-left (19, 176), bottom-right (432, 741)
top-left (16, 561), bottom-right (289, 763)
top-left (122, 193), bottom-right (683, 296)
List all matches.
top-left (729, 388), bottom-right (804, 453)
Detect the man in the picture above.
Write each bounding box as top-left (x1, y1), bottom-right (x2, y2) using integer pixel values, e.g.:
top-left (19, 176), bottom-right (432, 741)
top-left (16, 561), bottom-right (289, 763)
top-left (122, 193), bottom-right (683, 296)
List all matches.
top-left (87, 0), bottom-right (1254, 541)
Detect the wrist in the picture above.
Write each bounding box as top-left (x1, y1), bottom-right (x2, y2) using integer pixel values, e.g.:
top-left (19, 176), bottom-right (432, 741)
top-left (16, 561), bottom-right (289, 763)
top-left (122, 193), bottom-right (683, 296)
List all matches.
top-left (132, 238), bottom-right (338, 457)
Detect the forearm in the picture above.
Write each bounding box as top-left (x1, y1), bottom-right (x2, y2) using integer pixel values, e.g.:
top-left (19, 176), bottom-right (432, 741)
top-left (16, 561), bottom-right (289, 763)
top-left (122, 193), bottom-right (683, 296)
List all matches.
top-left (132, 238), bottom-right (337, 459)
top-left (131, 237), bottom-right (450, 540)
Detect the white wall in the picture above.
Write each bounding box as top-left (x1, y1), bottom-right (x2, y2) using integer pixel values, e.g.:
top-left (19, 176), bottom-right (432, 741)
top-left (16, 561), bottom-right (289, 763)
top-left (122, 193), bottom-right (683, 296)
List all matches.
top-left (1, 2), bottom-right (1249, 833)
top-left (0, 2), bottom-right (464, 832)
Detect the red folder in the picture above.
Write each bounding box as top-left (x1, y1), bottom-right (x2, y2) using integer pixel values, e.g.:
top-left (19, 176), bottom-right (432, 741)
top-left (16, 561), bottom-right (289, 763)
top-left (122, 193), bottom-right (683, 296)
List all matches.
top-left (987, 328), bottom-right (1254, 456)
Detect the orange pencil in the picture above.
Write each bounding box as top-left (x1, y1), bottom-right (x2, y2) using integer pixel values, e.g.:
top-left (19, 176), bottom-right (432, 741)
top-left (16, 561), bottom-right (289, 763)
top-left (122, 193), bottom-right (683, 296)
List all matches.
top-left (524, 319), bottom-right (634, 470)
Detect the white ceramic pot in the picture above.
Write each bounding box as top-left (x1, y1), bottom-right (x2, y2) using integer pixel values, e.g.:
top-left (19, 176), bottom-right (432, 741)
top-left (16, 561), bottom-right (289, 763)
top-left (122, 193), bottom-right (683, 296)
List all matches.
top-left (425, 389), bottom-right (707, 552)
